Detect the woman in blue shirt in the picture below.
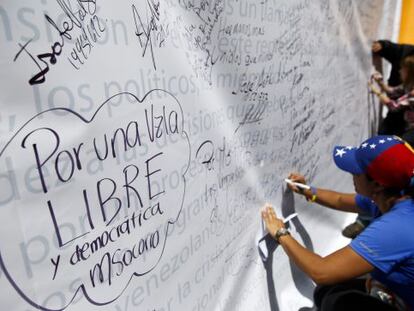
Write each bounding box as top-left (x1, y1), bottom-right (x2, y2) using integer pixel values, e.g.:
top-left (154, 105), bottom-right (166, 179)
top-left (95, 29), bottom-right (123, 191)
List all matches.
top-left (262, 135), bottom-right (414, 310)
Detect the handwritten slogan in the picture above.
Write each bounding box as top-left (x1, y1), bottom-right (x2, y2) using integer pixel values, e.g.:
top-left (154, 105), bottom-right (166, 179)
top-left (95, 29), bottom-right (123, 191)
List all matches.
top-left (0, 90), bottom-right (190, 310)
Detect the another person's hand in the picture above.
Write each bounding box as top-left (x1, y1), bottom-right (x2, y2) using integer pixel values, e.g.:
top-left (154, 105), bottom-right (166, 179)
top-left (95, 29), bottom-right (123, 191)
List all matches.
top-left (371, 72), bottom-right (383, 82)
top-left (261, 204), bottom-right (285, 238)
top-left (372, 41), bottom-right (382, 53)
top-left (368, 81), bottom-right (381, 96)
top-left (287, 172), bottom-right (307, 193)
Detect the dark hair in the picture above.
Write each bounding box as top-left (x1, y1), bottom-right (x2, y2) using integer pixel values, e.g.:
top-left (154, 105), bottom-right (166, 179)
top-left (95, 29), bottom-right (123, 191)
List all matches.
top-left (366, 172), bottom-right (414, 199)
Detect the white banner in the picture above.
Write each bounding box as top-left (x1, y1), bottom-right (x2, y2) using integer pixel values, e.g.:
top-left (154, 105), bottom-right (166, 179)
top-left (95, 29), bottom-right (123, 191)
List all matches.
top-left (0, 1), bottom-right (397, 310)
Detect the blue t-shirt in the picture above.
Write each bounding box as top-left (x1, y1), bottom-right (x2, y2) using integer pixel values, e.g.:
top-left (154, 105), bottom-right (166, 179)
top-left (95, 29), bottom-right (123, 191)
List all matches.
top-left (350, 195), bottom-right (414, 309)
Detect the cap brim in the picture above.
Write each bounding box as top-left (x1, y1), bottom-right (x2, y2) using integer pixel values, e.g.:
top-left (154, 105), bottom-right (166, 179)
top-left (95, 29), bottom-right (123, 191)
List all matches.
top-left (333, 146), bottom-right (364, 174)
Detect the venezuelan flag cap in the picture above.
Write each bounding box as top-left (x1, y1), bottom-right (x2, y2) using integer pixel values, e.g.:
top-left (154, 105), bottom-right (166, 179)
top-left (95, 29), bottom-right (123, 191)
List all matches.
top-left (333, 135), bottom-right (414, 189)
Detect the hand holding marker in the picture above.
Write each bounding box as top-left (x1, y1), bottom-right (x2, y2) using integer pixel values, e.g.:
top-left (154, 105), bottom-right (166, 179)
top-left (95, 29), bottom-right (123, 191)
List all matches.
top-left (284, 178), bottom-right (317, 203)
top-left (261, 177), bottom-right (313, 237)
top-left (281, 179), bottom-right (307, 222)
top-left (284, 178), bottom-right (311, 190)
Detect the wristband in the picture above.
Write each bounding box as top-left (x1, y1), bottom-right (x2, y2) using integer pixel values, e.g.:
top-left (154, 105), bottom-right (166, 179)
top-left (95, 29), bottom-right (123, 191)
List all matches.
top-left (306, 186), bottom-right (317, 203)
top-left (275, 227), bottom-right (290, 243)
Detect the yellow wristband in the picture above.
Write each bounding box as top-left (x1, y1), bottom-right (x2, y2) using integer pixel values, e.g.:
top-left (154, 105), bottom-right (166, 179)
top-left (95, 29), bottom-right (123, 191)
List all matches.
top-left (308, 186), bottom-right (317, 203)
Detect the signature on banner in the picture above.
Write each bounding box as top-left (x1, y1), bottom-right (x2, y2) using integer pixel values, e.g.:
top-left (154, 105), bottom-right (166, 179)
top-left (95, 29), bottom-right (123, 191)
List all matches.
top-left (132, 0), bottom-right (169, 70)
top-left (13, 0), bottom-right (106, 86)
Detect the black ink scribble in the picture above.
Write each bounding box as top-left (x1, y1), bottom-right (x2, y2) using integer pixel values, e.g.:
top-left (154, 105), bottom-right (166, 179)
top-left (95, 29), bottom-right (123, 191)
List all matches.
top-left (178, 0), bottom-right (224, 84)
top-left (196, 138), bottom-right (234, 223)
top-left (132, 0), bottom-right (168, 70)
top-left (13, 0), bottom-right (105, 85)
top-left (235, 103), bottom-right (268, 133)
top-left (196, 140), bottom-right (214, 170)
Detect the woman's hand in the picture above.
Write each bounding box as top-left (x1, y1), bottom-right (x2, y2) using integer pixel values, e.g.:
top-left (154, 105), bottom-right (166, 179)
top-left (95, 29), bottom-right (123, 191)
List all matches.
top-left (261, 204), bottom-right (285, 239)
top-left (371, 72), bottom-right (383, 82)
top-left (287, 172), bottom-right (308, 193)
top-left (372, 41), bottom-right (382, 53)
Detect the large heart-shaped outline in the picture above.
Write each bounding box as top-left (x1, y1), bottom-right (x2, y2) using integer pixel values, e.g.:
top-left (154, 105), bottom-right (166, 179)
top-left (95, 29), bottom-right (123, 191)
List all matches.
top-left (0, 88), bottom-right (191, 311)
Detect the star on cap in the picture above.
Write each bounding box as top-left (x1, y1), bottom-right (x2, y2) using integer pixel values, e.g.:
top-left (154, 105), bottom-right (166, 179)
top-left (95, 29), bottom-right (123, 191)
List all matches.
top-left (387, 137), bottom-right (393, 141)
top-left (345, 146), bottom-right (353, 150)
top-left (379, 139), bottom-right (385, 144)
top-left (361, 143), bottom-right (368, 148)
top-left (370, 144), bottom-right (376, 149)
top-left (335, 148), bottom-right (346, 157)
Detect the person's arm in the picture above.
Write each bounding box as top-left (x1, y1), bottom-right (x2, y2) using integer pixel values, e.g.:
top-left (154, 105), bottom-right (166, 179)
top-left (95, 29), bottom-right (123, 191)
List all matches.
top-left (371, 42), bottom-right (383, 72)
top-left (367, 81), bottom-right (398, 108)
top-left (371, 72), bottom-right (394, 93)
top-left (287, 173), bottom-right (359, 213)
top-left (372, 41), bottom-right (382, 53)
top-left (378, 81), bottom-right (395, 94)
top-left (376, 40), bottom-right (404, 63)
top-left (261, 205), bottom-right (374, 285)
top-left (374, 40), bottom-right (406, 86)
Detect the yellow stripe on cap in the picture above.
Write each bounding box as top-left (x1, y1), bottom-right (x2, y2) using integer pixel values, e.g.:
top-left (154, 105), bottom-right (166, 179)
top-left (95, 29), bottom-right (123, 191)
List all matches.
top-left (405, 142), bottom-right (414, 154)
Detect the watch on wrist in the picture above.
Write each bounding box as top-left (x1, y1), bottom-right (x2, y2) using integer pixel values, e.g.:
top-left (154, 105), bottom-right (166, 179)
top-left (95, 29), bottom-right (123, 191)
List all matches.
top-left (274, 227), bottom-right (290, 243)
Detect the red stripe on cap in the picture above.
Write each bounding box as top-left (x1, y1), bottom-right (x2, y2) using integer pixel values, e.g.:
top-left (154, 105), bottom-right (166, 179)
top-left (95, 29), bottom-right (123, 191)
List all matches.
top-left (367, 143), bottom-right (414, 189)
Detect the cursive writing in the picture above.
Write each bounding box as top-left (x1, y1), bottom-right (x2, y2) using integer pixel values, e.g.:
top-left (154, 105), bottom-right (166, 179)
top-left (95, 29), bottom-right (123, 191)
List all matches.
top-left (132, 0), bottom-right (168, 70)
top-left (13, 0), bottom-right (105, 85)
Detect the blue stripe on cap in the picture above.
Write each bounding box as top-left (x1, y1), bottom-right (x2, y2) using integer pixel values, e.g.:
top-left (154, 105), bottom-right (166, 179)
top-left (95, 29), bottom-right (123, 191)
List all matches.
top-left (333, 145), bottom-right (364, 174)
top-left (333, 135), bottom-right (404, 175)
top-left (356, 136), bottom-right (402, 172)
